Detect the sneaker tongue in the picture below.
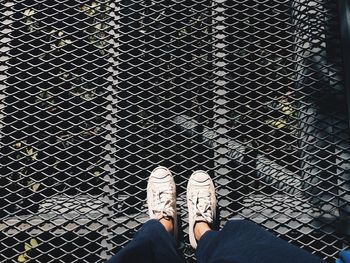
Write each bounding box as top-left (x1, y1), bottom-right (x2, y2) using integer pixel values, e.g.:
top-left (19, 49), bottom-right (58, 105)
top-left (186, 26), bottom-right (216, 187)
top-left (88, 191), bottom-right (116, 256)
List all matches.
top-left (152, 189), bottom-right (175, 219)
top-left (197, 189), bottom-right (210, 198)
top-left (195, 199), bottom-right (213, 223)
top-left (154, 203), bottom-right (175, 219)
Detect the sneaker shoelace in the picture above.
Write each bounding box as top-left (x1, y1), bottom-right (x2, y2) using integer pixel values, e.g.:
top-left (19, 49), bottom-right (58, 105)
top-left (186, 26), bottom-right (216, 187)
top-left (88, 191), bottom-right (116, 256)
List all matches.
top-left (191, 188), bottom-right (213, 223)
top-left (152, 185), bottom-right (175, 219)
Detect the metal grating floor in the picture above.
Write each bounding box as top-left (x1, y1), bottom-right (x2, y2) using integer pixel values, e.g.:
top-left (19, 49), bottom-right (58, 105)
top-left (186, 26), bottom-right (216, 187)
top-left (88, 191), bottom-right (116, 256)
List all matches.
top-left (0, 0), bottom-right (350, 262)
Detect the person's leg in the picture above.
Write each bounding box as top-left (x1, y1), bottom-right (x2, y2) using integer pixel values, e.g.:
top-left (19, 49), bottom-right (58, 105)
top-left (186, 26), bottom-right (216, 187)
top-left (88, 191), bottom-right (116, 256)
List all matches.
top-left (186, 170), bottom-right (325, 263)
top-left (107, 219), bottom-right (184, 263)
top-left (196, 219), bottom-right (325, 263)
top-left (107, 166), bottom-right (184, 263)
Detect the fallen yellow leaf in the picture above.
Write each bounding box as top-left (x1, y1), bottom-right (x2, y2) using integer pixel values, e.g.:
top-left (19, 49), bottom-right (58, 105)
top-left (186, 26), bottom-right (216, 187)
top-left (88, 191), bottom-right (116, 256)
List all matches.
top-left (281, 105), bottom-right (293, 115)
top-left (17, 254), bottom-right (26, 262)
top-left (23, 9), bottom-right (35, 16)
top-left (266, 119), bottom-right (286, 129)
top-left (26, 148), bottom-right (33, 155)
top-left (30, 238), bottom-right (38, 248)
top-left (31, 183), bottom-right (40, 192)
top-left (31, 152), bottom-right (38, 161)
top-left (24, 242), bottom-right (31, 252)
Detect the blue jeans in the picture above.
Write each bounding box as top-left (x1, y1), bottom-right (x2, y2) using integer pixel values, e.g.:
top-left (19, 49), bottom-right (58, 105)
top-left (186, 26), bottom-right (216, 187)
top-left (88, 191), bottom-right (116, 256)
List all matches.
top-left (107, 219), bottom-right (325, 263)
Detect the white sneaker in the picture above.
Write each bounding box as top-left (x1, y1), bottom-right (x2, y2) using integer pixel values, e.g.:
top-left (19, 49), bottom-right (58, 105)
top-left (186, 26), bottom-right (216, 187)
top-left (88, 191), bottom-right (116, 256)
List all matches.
top-left (147, 166), bottom-right (177, 239)
top-left (187, 170), bottom-right (216, 249)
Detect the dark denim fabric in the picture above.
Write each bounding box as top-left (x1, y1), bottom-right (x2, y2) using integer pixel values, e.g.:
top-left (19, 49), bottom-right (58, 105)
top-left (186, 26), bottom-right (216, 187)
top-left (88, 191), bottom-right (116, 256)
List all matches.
top-left (107, 219), bottom-right (325, 263)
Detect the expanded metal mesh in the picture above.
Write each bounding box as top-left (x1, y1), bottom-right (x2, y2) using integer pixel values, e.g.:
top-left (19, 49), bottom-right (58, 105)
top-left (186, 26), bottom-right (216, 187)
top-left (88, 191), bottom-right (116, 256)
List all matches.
top-left (0, 0), bottom-right (349, 262)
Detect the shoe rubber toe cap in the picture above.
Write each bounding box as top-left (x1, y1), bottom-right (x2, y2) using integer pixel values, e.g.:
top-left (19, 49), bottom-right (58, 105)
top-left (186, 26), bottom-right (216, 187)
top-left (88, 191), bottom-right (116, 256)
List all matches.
top-left (190, 170), bottom-right (210, 184)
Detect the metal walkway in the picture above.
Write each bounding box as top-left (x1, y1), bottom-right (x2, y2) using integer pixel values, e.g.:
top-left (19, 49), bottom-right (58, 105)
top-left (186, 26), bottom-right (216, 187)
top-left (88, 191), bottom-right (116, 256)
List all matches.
top-left (0, 0), bottom-right (349, 262)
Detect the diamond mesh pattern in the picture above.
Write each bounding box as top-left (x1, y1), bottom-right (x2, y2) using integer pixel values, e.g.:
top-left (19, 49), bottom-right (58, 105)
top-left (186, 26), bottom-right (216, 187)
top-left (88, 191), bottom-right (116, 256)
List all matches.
top-left (0, 0), bottom-right (349, 262)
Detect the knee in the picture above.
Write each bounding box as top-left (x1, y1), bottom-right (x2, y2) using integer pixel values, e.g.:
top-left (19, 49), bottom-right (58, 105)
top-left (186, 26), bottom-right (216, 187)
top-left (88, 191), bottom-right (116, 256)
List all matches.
top-left (136, 219), bottom-right (167, 241)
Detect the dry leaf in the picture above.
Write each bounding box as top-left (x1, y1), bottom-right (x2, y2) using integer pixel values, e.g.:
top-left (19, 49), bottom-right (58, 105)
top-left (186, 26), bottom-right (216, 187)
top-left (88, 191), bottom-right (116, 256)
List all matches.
top-left (30, 238), bottom-right (38, 248)
top-left (31, 183), bottom-right (40, 192)
top-left (31, 152), bottom-right (38, 161)
top-left (269, 120), bottom-right (286, 129)
top-left (23, 9), bottom-right (35, 16)
top-left (17, 254), bottom-right (26, 263)
top-left (26, 148), bottom-right (33, 155)
top-left (24, 243), bottom-right (31, 252)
